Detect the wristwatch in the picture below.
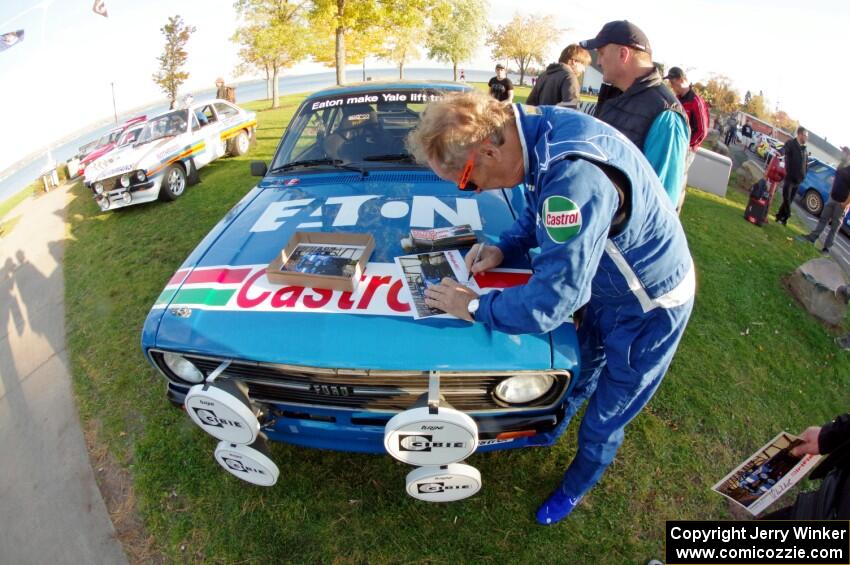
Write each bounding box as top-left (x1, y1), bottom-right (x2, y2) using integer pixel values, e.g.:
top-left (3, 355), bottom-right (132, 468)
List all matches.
top-left (467, 298), bottom-right (480, 321)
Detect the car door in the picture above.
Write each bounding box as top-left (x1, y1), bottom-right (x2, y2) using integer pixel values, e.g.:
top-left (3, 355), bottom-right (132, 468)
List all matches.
top-left (192, 104), bottom-right (225, 168)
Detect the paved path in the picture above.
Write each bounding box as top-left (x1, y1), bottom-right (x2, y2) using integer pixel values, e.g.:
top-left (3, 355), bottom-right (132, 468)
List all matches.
top-left (0, 185), bottom-right (127, 564)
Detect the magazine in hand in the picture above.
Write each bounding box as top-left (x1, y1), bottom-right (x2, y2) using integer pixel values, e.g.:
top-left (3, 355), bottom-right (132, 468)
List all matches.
top-left (401, 224), bottom-right (477, 251)
top-left (711, 431), bottom-right (822, 516)
top-left (394, 250), bottom-right (481, 319)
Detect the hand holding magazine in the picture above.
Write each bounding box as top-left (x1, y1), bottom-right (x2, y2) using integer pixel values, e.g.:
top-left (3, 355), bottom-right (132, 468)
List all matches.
top-left (394, 250), bottom-right (481, 319)
top-left (712, 431), bottom-right (822, 516)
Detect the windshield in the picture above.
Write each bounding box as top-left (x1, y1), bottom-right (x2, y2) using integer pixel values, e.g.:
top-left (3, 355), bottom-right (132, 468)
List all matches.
top-left (118, 126), bottom-right (143, 147)
top-left (271, 89), bottom-right (450, 171)
top-left (96, 129), bottom-right (122, 148)
top-left (138, 110), bottom-right (189, 144)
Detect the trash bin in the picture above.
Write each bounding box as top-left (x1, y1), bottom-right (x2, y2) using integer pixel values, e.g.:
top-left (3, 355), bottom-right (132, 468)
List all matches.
top-left (687, 147), bottom-right (732, 198)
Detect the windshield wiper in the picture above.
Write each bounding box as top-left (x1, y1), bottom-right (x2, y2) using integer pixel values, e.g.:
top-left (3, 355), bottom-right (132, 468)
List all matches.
top-left (362, 153), bottom-right (416, 162)
top-left (270, 158), bottom-right (366, 175)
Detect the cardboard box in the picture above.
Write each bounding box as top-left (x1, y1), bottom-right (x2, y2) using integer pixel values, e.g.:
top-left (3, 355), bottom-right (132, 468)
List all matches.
top-left (266, 232), bottom-right (375, 292)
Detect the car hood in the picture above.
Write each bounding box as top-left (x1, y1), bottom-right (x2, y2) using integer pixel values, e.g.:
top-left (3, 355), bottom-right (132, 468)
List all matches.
top-left (88, 138), bottom-right (174, 181)
top-left (149, 170), bottom-right (557, 371)
top-left (81, 143), bottom-right (116, 166)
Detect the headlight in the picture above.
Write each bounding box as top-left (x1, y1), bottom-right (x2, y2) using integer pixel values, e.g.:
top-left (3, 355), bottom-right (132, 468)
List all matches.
top-left (94, 182), bottom-right (104, 194)
top-left (494, 374), bottom-right (555, 404)
top-left (120, 174), bottom-right (131, 188)
top-left (162, 352), bottom-right (204, 384)
top-left (136, 170), bottom-right (146, 182)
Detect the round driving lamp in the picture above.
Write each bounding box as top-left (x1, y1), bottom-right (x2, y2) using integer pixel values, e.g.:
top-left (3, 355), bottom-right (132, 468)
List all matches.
top-left (121, 192), bottom-right (132, 204)
top-left (136, 170), bottom-right (146, 182)
top-left (494, 374), bottom-right (555, 404)
top-left (162, 352), bottom-right (205, 384)
top-left (99, 197), bottom-right (110, 211)
top-left (120, 174), bottom-right (131, 188)
top-left (94, 182), bottom-right (104, 195)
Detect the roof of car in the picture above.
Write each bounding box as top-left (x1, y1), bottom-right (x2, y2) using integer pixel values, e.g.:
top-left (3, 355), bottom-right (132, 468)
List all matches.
top-left (305, 81), bottom-right (470, 100)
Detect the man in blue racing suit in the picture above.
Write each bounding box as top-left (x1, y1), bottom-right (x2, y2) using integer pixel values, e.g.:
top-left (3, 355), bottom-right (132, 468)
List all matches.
top-left (407, 91), bottom-right (695, 525)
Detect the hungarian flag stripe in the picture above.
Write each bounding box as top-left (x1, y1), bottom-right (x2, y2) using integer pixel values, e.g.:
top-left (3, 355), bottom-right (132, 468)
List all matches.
top-left (172, 288), bottom-right (236, 306)
top-left (168, 267), bottom-right (252, 286)
top-left (473, 271), bottom-right (531, 288)
top-left (184, 267), bottom-right (253, 285)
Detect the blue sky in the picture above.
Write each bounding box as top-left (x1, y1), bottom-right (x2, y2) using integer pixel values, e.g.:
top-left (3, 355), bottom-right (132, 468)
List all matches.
top-left (2, 0), bottom-right (848, 172)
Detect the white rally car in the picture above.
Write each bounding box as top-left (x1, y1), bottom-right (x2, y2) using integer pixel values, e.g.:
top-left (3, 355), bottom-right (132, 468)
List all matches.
top-left (86, 99), bottom-right (257, 211)
top-left (82, 121), bottom-right (147, 183)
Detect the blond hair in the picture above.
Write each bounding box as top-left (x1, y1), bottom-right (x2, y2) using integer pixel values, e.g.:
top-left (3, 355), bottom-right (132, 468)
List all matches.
top-left (406, 91), bottom-right (515, 172)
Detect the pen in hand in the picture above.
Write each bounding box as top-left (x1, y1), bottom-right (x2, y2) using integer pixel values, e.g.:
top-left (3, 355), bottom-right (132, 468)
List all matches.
top-left (468, 243), bottom-right (484, 282)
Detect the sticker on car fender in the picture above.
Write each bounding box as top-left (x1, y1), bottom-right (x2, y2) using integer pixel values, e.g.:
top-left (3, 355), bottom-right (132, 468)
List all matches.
top-left (153, 263), bottom-right (531, 317)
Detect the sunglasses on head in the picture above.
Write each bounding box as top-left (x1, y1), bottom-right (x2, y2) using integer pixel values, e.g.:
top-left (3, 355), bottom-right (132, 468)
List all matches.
top-left (457, 155), bottom-right (478, 192)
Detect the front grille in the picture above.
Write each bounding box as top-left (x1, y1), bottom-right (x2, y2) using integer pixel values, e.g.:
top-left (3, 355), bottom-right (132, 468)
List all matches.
top-left (93, 176), bottom-right (119, 192)
top-left (152, 351), bottom-right (568, 413)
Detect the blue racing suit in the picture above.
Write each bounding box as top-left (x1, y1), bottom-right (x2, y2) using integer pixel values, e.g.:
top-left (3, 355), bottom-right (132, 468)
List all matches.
top-left (475, 104), bottom-right (695, 499)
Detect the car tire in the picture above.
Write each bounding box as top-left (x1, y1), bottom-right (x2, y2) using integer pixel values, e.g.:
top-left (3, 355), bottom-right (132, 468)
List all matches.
top-left (803, 189), bottom-right (824, 216)
top-left (159, 164), bottom-right (187, 201)
top-left (230, 130), bottom-right (250, 156)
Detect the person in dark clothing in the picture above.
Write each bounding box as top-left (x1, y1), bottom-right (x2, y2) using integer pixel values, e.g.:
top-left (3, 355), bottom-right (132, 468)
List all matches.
top-left (799, 166), bottom-right (850, 253)
top-left (724, 114), bottom-right (738, 145)
top-left (593, 82), bottom-right (623, 117)
top-left (775, 126), bottom-right (809, 225)
top-left (580, 20), bottom-right (689, 204)
top-left (527, 44), bottom-right (591, 108)
top-left (665, 66), bottom-right (710, 213)
top-left (215, 77), bottom-right (227, 100)
top-left (741, 122), bottom-right (754, 146)
top-left (759, 413), bottom-right (850, 519)
top-left (488, 64), bottom-right (514, 103)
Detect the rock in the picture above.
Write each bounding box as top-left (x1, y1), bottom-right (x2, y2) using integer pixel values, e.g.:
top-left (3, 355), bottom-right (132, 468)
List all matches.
top-left (787, 258), bottom-right (850, 326)
top-left (736, 160), bottom-right (764, 190)
top-left (701, 131), bottom-right (729, 155)
top-left (713, 143), bottom-right (730, 157)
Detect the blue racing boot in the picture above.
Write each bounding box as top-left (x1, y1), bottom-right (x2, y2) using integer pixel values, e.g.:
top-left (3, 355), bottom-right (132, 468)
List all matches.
top-left (535, 487), bottom-right (582, 525)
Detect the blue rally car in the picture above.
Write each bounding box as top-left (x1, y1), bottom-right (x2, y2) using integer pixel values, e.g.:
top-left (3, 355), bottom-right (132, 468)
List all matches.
top-left (141, 82), bottom-right (580, 498)
top-left (796, 158), bottom-right (850, 235)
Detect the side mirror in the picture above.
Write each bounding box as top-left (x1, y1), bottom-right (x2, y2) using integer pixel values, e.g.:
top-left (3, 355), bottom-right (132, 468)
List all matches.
top-left (250, 161), bottom-right (268, 177)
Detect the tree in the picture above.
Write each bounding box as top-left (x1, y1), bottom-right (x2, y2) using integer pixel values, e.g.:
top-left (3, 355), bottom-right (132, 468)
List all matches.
top-left (487, 13), bottom-right (558, 85)
top-left (426, 0), bottom-right (488, 81)
top-left (232, 0), bottom-right (311, 109)
top-left (771, 109), bottom-right (798, 133)
top-left (379, 0), bottom-right (434, 79)
top-left (743, 93), bottom-right (769, 120)
top-left (695, 74), bottom-right (740, 116)
top-left (152, 15), bottom-right (196, 108)
top-left (308, 0), bottom-right (386, 85)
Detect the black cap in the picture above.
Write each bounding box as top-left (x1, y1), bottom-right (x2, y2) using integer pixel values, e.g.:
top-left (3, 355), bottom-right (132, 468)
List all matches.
top-left (664, 66), bottom-right (685, 80)
top-left (495, 63), bottom-right (505, 70)
top-left (580, 20), bottom-right (651, 54)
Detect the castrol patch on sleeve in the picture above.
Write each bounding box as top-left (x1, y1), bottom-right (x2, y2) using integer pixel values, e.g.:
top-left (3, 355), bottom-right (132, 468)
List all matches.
top-left (542, 195), bottom-right (582, 243)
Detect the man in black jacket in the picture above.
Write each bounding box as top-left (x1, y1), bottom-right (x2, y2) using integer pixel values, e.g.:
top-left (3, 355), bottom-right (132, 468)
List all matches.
top-left (580, 20), bottom-right (689, 204)
top-left (526, 44), bottom-right (591, 108)
top-left (759, 414), bottom-right (850, 519)
top-left (775, 126), bottom-right (809, 225)
top-left (799, 165), bottom-right (850, 253)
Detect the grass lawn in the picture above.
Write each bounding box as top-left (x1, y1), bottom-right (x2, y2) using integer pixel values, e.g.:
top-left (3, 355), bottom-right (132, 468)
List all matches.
top-left (0, 186), bottom-right (33, 220)
top-left (64, 92), bottom-right (850, 563)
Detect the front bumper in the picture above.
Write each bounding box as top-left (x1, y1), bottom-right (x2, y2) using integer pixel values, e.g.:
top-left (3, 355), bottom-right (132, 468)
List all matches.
top-left (167, 380), bottom-right (568, 453)
top-left (93, 180), bottom-right (158, 211)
